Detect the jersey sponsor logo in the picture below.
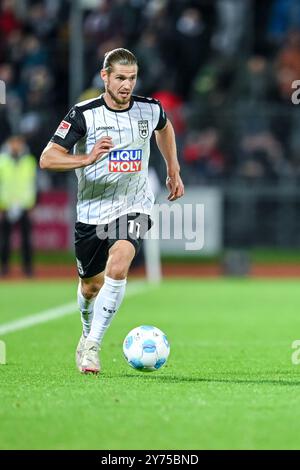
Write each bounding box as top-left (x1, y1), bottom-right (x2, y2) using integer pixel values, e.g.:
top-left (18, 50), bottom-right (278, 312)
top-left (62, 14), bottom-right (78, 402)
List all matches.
top-left (55, 120), bottom-right (71, 139)
top-left (138, 120), bottom-right (149, 138)
top-left (109, 149), bottom-right (142, 172)
top-left (96, 126), bottom-right (115, 131)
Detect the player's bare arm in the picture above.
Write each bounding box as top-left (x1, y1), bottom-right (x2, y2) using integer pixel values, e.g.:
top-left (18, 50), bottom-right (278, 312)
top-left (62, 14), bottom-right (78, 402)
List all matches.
top-left (155, 119), bottom-right (184, 201)
top-left (40, 137), bottom-right (114, 171)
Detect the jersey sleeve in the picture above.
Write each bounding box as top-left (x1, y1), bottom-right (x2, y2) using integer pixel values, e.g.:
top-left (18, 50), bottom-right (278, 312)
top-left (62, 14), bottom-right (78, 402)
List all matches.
top-left (50, 106), bottom-right (87, 150)
top-left (154, 100), bottom-right (168, 131)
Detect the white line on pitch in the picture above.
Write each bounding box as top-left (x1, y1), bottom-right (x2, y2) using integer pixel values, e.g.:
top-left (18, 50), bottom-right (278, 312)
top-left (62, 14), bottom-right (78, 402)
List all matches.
top-left (0, 281), bottom-right (149, 336)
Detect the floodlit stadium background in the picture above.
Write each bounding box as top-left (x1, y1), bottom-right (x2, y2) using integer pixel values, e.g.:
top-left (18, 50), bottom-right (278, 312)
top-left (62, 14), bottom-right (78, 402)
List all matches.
top-left (1, 0), bottom-right (300, 451)
top-left (3, 0), bottom-right (300, 277)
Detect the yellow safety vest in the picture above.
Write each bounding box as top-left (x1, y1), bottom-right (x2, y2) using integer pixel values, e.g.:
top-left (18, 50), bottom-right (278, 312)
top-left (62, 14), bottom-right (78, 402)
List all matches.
top-left (0, 153), bottom-right (37, 210)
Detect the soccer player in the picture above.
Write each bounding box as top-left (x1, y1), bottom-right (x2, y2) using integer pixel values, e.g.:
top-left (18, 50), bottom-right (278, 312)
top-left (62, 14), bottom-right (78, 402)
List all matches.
top-left (40, 48), bottom-right (184, 374)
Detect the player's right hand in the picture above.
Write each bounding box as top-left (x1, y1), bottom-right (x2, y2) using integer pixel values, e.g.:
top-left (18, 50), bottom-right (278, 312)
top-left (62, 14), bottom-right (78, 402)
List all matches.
top-left (86, 137), bottom-right (114, 165)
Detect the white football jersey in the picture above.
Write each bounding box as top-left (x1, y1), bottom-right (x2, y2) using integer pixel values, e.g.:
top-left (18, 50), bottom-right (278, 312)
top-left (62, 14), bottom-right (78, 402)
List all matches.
top-left (51, 94), bottom-right (167, 224)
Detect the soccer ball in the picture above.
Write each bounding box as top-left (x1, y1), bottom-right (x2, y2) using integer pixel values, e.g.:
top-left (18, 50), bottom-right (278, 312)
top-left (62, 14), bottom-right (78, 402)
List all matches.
top-left (123, 325), bottom-right (170, 372)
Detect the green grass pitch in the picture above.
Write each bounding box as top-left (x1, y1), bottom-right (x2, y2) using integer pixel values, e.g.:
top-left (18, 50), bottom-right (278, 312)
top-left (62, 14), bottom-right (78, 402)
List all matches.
top-left (0, 278), bottom-right (300, 450)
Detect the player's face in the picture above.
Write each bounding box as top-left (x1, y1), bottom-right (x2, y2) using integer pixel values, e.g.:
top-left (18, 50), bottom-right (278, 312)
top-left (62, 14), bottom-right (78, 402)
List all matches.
top-left (8, 136), bottom-right (25, 156)
top-left (102, 64), bottom-right (138, 107)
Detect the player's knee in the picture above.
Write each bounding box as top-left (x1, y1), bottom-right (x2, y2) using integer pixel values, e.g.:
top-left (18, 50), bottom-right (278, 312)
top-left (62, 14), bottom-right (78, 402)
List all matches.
top-left (106, 256), bottom-right (130, 280)
top-left (81, 281), bottom-right (102, 299)
top-left (106, 263), bottom-right (128, 280)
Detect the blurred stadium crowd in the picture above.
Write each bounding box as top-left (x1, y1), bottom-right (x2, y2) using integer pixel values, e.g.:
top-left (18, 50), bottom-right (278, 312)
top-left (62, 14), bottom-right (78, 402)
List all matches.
top-left (1, 0), bottom-right (300, 187)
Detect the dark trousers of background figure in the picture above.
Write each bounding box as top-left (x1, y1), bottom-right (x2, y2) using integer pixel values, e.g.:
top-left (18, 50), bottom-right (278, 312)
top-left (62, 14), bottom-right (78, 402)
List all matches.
top-left (0, 210), bottom-right (33, 276)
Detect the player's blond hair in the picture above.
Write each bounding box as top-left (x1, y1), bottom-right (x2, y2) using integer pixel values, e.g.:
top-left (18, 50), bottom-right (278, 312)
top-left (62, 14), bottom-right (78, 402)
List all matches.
top-left (103, 48), bottom-right (138, 74)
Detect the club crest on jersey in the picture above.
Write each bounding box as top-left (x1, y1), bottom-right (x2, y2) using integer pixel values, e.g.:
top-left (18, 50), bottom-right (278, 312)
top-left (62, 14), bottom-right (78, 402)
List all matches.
top-left (109, 149), bottom-right (142, 172)
top-left (138, 120), bottom-right (149, 139)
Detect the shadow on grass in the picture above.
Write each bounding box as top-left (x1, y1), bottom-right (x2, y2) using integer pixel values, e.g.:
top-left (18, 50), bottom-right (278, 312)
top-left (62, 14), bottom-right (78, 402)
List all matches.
top-left (107, 373), bottom-right (300, 386)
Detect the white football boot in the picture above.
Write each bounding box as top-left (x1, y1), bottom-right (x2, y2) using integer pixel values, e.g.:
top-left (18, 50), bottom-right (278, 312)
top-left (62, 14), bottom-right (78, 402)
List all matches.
top-left (81, 340), bottom-right (101, 374)
top-left (75, 333), bottom-right (86, 372)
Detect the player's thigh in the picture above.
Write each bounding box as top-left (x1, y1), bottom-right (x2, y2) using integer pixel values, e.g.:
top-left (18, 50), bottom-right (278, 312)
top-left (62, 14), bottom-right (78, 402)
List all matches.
top-left (75, 221), bottom-right (108, 279)
top-left (107, 212), bottom-right (152, 256)
top-left (105, 213), bottom-right (152, 278)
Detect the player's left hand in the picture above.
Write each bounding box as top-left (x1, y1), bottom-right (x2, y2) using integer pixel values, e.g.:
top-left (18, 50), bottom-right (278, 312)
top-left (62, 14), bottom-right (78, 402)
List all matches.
top-left (166, 173), bottom-right (184, 201)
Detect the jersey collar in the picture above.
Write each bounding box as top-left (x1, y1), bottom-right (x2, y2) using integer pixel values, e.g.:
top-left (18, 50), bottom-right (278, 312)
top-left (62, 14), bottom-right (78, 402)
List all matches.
top-left (101, 94), bottom-right (134, 113)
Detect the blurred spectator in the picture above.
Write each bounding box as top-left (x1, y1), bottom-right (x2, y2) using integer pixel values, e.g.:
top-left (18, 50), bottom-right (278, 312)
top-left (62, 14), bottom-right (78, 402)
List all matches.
top-left (22, 35), bottom-right (48, 67)
top-left (83, 0), bottom-right (114, 43)
top-left (0, 108), bottom-right (11, 145)
top-left (25, 2), bottom-right (58, 40)
top-left (236, 131), bottom-right (291, 179)
top-left (110, 0), bottom-right (147, 44)
top-left (0, 0), bottom-right (21, 37)
top-left (88, 36), bottom-right (124, 86)
top-left (153, 89), bottom-right (186, 136)
top-left (253, 0), bottom-right (274, 55)
top-left (0, 135), bottom-right (37, 276)
top-left (174, 7), bottom-right (211, 98)
top-left (4, 28), bottom-right (25, 65)
top-left (212, 0), bottom-right (251, 57)
top-left (183, 128), bottom-right (225, 180)
top-left (189, 57), bottom-right (236, 125)
top-left (233, 55), bottom-right (275, 102)
top-left (188, 58), bottom-right (237, 172)
top-left (275, 30), bottom-right (300, 100)
top-left (0, 62), bottom-right (22, 133)
top-left (268, 0), bottom-right (300, 45)
top-left (134, 29), bottom-right (165, 95)
top-left (150, 88), bottom-right (186, 179)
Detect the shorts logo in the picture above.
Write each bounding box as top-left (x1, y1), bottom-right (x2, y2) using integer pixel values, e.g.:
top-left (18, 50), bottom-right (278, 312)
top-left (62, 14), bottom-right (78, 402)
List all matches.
top-left (76, 258), bottom-right (84, 276)
top-left (109, 149), bottom-right (142, 172)
top-left (138, 120), bottom-right (149, 139)
top-left (55, 120), bottom-right (71, 139)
